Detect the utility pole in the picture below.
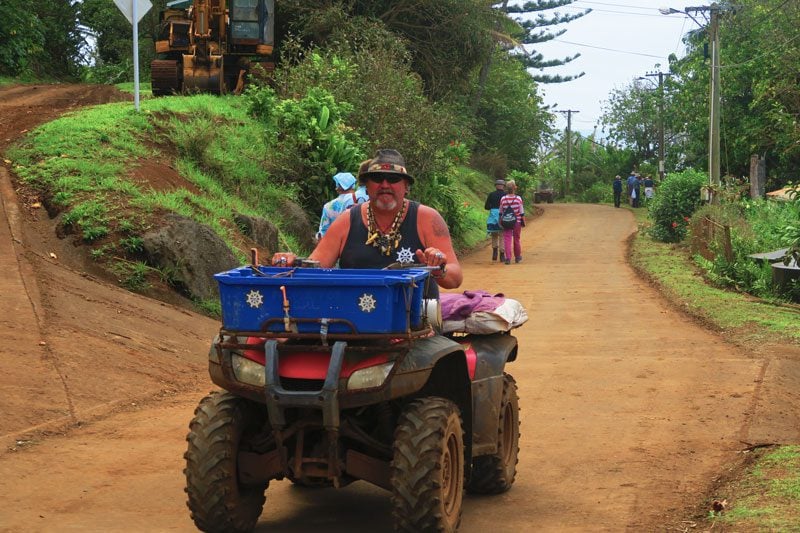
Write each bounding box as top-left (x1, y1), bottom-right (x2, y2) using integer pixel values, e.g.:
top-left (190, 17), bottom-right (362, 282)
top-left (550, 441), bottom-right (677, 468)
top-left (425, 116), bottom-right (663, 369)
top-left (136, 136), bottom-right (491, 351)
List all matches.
top-left (708, 4), bottom-right (721, 197)
top-left (557, 110), bottom-right (579, 196)
top-left (661, 4), bottom-right (726, 200)
top-left (645, 71), bottom-right (671, 182)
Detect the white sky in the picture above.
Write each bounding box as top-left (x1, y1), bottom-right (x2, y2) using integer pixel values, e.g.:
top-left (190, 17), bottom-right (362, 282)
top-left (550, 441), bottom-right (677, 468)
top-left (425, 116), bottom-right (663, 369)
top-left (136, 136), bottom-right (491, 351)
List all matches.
top-left (526, 0), bottom-right (710, 136)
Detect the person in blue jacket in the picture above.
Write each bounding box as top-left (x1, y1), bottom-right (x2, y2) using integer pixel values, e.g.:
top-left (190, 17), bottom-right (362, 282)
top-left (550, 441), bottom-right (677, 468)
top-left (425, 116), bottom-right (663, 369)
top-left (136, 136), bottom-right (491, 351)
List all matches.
top-left (484, 179), bottom-right (506, 262)
top-left (612, 175), bottom-right (623, 208)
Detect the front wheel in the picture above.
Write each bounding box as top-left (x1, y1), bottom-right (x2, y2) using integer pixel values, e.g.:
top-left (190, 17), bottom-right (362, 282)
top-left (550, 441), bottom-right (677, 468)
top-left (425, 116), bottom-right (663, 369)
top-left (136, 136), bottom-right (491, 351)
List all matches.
top-left (184, 391), bottom-right (268, 533)
top-left (391, 397), bottom-right (464, 532)
top-left (467, 373), bottom-right (520, 494)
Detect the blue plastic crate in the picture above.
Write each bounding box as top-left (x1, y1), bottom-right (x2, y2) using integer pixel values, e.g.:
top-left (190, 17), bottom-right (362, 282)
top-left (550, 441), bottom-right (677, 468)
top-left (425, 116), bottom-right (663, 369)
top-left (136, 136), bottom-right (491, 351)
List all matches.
top-left (215, 266), bottom-right (430, 334)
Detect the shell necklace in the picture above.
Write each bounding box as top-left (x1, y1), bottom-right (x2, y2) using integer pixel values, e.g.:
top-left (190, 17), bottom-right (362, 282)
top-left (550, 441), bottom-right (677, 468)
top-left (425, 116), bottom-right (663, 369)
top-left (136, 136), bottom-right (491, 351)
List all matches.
top-left (365, 200), bottom-right (407, 256)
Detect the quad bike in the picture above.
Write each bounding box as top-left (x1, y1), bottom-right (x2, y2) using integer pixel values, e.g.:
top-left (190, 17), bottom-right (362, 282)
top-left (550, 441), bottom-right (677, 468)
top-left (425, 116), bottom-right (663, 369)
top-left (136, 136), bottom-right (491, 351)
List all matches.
top-left (184, 256), bottom-right (520, 532)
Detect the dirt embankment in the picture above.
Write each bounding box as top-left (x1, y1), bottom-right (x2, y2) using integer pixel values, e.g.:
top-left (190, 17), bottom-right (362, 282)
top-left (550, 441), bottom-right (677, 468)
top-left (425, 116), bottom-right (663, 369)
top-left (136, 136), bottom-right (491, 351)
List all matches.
top-left (1, 84), bottom-right (799, 532)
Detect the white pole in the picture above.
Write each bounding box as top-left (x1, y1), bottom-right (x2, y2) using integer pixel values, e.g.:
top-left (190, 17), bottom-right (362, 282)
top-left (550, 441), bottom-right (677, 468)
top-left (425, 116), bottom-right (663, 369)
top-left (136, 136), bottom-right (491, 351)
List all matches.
top-left (133, 0), bottom-right (140, 111)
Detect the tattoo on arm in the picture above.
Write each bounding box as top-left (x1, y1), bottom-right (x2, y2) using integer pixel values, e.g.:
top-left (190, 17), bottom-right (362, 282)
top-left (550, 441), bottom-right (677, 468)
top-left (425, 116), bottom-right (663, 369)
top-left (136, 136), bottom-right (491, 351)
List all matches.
top-left (432, 214), bottom-right (450, 237)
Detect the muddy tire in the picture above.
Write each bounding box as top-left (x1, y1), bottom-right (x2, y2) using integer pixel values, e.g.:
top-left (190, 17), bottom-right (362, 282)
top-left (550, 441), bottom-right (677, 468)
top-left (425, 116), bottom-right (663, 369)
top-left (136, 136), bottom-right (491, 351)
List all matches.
top-left (467, 373), bottom-right (519, 494)
top-left (184, 391), bottom-right (267, 532)
top-left (391, 397), bottom-right (464, 532)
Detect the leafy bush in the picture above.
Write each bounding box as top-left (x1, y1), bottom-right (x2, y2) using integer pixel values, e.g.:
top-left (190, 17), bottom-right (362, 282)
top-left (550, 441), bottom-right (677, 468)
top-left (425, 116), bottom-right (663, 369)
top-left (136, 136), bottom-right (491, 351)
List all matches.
top-left (271, 36), bottom-right (456, 190)
top-left (578, 181), bottom-right (612, 204)
top-left (648, 169), bottom-right (706, 242)
top-left (506, 170), bottom-right (535, 200)
top-left (80, 60), bottom-right (133, 84)
top-left (246, 82), bottom-right (366, 215)
top-left (690, 196), bottom-right (800, 299)
top-left (444, 141), bottom-right (470, 166)
top-left (0, 6), bottom-right (44, 76)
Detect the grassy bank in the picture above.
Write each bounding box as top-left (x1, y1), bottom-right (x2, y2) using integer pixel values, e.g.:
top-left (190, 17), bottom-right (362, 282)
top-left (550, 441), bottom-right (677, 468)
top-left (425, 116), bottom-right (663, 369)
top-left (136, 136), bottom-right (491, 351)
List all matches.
top-left (629, 207), bottom-right (800, 529)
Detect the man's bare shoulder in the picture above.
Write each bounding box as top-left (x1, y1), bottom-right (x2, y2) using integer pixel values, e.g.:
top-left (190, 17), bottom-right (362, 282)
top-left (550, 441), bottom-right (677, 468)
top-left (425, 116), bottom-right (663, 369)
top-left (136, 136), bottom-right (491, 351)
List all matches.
top-left (417, 204), bottom-right (450, 238)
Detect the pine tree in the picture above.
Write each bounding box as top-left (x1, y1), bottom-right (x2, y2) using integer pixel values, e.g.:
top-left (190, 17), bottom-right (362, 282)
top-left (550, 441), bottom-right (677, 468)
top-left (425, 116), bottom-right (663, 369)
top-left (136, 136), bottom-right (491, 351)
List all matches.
top-left (501, 0), bottom-right (590, 83)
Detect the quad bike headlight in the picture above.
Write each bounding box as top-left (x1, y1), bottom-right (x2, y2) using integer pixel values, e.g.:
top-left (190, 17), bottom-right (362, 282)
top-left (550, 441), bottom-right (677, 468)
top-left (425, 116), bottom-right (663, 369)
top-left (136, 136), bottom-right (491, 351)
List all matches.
top-left (347, 362), bottom-right (395, 391)
top-left (231, 353), bottom-right (266, 387)
top-left (208, 335), bottom-right (221, 364)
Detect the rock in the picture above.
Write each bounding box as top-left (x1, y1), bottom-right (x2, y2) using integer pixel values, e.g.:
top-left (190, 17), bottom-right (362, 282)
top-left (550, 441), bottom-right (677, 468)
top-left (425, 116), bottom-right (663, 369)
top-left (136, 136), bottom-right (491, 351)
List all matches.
top-left (279, 198), bottom-right (316, 253)
top-left (141, 214), bottom-right (239, 301)
top-left (234, 213), bottom-right (279, 253)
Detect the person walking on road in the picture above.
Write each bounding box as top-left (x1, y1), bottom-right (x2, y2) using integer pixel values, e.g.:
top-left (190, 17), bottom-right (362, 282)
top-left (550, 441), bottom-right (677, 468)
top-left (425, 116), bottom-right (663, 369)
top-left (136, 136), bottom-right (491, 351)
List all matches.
top-left (612, 175), bottom-right (623, 208)
top-left (626, 172), bottom-right (638, 207)
top-left (484, 179), bottom-right (506, 262)
top-left (643, 175), bottom-right (655, 205)
top-left (499, 179), bottom-right (524, 265)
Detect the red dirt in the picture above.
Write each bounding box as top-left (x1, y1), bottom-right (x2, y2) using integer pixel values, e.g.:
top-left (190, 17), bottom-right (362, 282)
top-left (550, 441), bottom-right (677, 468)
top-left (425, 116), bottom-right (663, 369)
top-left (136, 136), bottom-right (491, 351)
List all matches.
top-left (1, 83), bottom-right (799, 532)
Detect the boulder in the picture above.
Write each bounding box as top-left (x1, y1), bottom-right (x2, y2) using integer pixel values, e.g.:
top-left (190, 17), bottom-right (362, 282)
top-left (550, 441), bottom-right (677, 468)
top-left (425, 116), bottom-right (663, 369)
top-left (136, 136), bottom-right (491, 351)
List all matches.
top-left (234, 213), bottom-right (279, 254)
top-left (141, 214), bottom-right (239, 301)
top-left (280, 198), bottom-right (316, 252)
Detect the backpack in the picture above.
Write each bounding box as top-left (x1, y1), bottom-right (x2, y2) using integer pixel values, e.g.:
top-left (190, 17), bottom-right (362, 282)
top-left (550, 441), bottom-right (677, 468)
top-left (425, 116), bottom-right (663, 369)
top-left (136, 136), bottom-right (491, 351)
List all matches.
top-left (500, 205), bottom-right (517, 229)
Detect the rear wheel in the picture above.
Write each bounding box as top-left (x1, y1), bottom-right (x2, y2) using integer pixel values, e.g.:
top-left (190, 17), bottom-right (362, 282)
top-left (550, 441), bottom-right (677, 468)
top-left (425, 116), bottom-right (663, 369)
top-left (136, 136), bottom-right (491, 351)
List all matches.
top-left (184, 391), bottom-right (268, 532)
top-left (467, 373), bottom-right (519, 494)
top-left (150, 59), bottom-right (180, 96)
top-left (391, 397), bottom-right (464, 532)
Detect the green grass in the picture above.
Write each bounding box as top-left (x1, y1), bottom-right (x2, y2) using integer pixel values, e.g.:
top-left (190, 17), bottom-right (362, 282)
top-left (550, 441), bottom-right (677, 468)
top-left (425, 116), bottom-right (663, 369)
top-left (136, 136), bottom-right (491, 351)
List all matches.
top-left (630, 208), bottom-right (800, 343)
top-left (449, 165), bottom-right (496, 252)
top-left (0, 74), bottom-right (62, 86)
top-left (7, 94), bottom-right (290, 260)
top-left (709, 446), bottom-right (800, 531)
top-left (115, 81), bottom-right (153, 97)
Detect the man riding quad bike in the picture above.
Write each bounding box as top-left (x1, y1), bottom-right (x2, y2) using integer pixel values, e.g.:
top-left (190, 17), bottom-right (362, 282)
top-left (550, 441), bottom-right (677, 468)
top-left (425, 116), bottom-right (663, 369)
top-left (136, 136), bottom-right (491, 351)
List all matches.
top-left (183, 150), bottom-right (521, 532)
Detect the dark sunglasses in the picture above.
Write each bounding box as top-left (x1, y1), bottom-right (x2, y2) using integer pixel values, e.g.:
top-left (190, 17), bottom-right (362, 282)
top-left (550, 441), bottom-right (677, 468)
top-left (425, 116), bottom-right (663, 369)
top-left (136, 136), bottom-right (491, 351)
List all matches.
top-left (366, 174), bottom-right (404, 184)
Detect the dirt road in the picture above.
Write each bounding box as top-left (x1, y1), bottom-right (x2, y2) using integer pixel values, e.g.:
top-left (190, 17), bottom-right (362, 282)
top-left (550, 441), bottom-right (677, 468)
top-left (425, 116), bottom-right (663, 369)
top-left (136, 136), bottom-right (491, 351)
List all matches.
top-left (0, 84), bottom-right (795, 532)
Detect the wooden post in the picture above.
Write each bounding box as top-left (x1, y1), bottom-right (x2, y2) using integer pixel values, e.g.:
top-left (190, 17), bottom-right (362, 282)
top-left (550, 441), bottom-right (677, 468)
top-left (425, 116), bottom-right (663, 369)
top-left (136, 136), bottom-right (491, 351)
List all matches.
top-left (749, 154), bottom-right (766, 199)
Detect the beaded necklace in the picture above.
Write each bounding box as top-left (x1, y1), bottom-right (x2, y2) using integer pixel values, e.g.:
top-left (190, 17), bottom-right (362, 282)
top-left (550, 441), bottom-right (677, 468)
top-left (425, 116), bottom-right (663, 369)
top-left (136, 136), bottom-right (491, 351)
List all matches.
top-left (365, 200), bottom-right (407, 256)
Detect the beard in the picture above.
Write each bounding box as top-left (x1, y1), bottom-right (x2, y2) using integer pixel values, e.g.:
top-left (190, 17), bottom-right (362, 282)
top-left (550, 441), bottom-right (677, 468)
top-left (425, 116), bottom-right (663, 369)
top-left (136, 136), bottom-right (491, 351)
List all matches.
top-left (373, 193), bottom-right (398, 211)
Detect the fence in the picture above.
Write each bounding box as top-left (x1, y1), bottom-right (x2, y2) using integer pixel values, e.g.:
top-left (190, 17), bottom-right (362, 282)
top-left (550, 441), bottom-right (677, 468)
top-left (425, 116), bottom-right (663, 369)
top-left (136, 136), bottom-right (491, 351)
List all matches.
top-left (691, 216), bottom-right (733, 262)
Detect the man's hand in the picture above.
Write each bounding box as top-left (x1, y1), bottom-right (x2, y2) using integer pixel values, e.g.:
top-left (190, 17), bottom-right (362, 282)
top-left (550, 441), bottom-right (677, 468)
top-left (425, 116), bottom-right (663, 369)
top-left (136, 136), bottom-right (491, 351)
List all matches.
top-left (415, 248), bottom-right (447, 267)
top-left (271, 252), bottom-right (298, 266)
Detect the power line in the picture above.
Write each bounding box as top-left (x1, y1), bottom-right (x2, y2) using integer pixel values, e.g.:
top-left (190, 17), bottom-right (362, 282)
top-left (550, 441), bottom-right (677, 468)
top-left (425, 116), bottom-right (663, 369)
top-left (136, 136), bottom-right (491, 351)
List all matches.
top-left (550, 39), bottom-right (666, 59)
top-left (561, 5), bottom-right (685, 18)
top-left (573, 0), bottom-right (658, 11)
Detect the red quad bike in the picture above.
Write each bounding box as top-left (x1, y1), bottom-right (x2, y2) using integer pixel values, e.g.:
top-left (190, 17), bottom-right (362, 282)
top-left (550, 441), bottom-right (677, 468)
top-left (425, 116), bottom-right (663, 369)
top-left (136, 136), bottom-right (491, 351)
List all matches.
top-left (184, 259), bottom-right (520, 532)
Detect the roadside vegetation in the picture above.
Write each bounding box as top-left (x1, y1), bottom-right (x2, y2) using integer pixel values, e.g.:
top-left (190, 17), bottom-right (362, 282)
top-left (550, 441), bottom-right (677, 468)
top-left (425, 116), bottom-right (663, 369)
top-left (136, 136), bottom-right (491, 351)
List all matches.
top-left (631, 188), bottom-right (800, 529)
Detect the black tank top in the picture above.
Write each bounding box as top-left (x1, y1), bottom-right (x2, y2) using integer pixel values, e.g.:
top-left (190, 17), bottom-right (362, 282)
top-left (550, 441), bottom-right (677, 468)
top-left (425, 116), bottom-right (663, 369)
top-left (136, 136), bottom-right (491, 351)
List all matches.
top-left (341, 201), bottom-right (439, 298)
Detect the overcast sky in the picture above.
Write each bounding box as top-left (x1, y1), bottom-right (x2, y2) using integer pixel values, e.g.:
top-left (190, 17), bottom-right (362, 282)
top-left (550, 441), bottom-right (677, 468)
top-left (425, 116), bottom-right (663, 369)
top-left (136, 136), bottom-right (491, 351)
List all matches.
top-left (525, 0), bottom-right (709, 136)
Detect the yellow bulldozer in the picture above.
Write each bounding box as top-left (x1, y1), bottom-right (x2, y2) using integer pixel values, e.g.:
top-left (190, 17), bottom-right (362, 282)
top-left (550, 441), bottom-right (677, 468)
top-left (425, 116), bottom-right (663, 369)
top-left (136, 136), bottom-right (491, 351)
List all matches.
top-left (151, 0), bottom-right (275, 96)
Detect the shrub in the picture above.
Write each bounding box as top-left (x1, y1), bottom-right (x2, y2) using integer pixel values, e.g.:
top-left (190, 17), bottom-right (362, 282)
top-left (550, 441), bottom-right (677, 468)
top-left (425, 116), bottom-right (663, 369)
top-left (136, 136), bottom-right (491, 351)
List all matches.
top-left (578, 181), bottom-right (612, 204)
top-left (778, 186), bottom-right (800, 265)
top-left (246, 82), bottom-right (366, 215)
top-left (690, 196), bottom-right (800, 299)
top-left (648, 169), bottom-right (706, 242)
top-left (506, 170), bottom-right (535, 199)
top-left (444, 141), bottom-right (470, 166)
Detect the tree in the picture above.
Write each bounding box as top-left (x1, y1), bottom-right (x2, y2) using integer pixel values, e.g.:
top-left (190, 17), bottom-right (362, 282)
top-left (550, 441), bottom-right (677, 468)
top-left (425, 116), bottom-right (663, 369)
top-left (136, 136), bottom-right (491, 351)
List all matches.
top-left (471, 1), bottom-right (589, 124)
top-left (0, 2), bottom-right (45, 76)
top-left (278, 0), bottom-right (499, 99)
top-left (80, 0), bottom-right (168, 81)
top-left (473, 50), bottom-right (551, 172)
top-left (599, 80), bottom-right (662, 163)
top-left (639, 0), bottom-right (800, 186)
top-left (501, 0), bottom-right (590, 83)
top-left (0, 0), bottom-right (83, 78)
